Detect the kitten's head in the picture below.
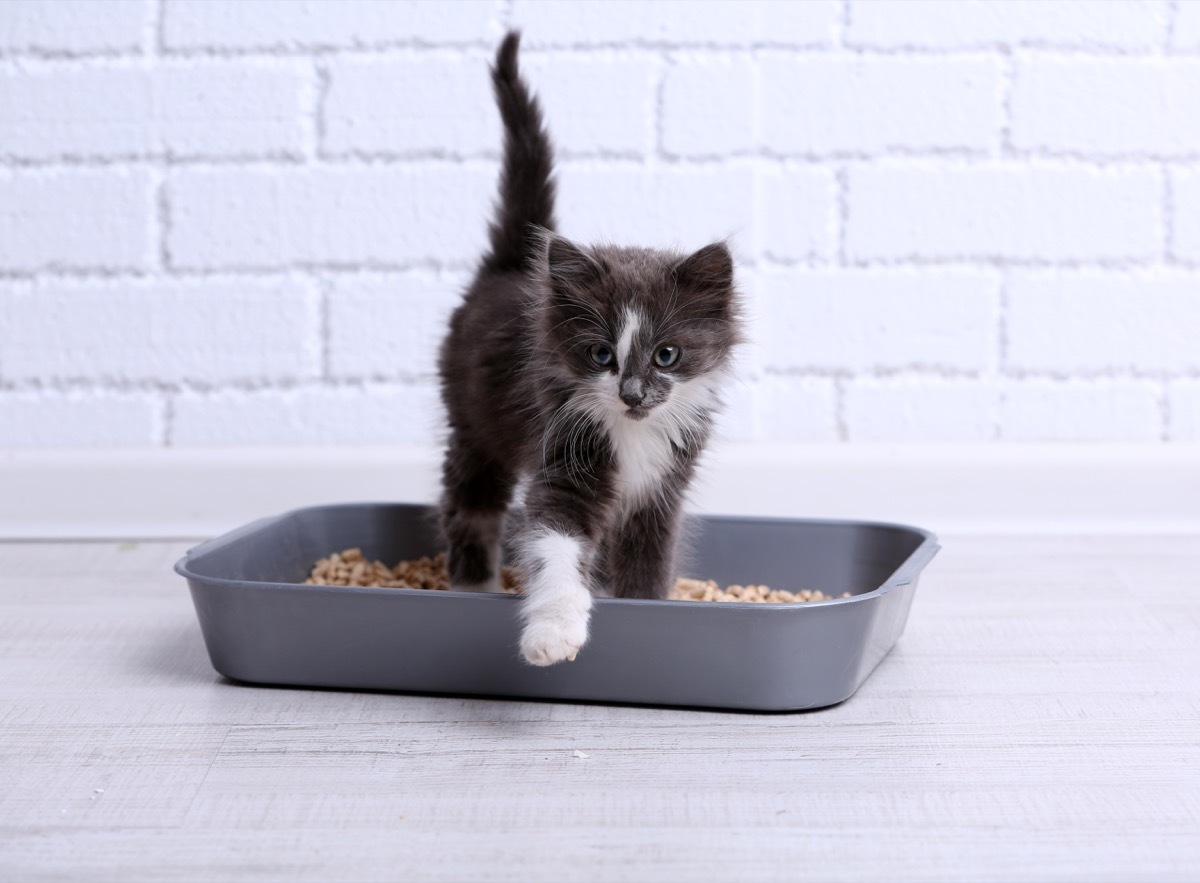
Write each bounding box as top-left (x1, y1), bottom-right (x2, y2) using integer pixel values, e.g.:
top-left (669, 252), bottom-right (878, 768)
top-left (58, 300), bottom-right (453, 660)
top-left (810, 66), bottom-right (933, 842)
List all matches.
top-left (535, 233), bottom-right (743, 431)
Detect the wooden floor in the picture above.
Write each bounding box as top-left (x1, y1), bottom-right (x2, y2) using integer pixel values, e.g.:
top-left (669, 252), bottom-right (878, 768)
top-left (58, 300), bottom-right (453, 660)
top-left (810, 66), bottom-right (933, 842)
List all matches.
top-left (0, 534), bottom-right (1197, 882)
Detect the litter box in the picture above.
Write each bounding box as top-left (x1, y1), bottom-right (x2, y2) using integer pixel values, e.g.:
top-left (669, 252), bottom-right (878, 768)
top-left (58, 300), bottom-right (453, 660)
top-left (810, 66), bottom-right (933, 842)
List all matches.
top-left (175, 503), bottom-right (939, 712)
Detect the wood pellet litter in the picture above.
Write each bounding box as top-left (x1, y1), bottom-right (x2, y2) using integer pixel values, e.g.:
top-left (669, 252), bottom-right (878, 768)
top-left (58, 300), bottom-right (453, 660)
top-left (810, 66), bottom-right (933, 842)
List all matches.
top-left (305, 548), bottom-right (849, 603)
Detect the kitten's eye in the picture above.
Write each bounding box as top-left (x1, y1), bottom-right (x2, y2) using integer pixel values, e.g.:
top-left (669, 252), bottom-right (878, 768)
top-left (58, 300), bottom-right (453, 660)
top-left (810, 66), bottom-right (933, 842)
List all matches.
top-left (654, 345), bottom-right (680, 368)
top-left (588, 344), bottom-right (614, 367)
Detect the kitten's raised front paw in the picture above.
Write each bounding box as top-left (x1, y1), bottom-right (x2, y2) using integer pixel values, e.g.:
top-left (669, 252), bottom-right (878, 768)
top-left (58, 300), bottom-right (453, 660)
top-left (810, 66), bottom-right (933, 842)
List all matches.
top-left (519, 613), bottom-right (588, 666)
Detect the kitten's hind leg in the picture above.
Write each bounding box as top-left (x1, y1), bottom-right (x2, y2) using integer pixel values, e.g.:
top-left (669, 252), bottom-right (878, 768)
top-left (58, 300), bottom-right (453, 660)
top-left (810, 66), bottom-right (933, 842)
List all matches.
top-left (439, 439), bottom-right (514, 593)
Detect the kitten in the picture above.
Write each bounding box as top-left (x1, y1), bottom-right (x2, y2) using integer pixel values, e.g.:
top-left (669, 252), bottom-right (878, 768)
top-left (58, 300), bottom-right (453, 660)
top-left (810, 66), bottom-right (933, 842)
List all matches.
top-left (437, 31), bottom-right (743, 666)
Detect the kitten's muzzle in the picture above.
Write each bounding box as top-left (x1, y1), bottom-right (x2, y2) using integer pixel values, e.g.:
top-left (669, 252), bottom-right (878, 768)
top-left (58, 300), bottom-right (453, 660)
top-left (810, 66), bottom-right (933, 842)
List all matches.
top-left (619, 377), bottom-right (646, 408)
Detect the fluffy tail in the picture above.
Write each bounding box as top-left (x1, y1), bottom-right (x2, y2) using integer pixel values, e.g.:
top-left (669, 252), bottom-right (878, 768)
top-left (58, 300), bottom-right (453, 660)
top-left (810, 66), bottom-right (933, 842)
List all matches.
top-left (482, 31), bottom-right (557, 274)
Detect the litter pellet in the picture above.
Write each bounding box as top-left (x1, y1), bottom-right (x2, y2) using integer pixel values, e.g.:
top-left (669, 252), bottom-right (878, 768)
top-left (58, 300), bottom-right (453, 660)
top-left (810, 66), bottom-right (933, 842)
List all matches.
top-left (305, 550), bottom-right (849, 603)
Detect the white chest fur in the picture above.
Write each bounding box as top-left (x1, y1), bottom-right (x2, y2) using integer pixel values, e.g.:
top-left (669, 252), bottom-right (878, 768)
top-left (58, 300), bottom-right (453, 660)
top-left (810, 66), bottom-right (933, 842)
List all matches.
top-left (605, 413), bottom-right (677, 512)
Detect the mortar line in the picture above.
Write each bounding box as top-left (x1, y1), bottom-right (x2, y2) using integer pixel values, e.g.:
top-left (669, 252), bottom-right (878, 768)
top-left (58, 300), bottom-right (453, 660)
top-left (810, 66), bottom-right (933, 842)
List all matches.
top-left (147, 0), bottom-right (168, 274)
top-left (998, 47), bottom-right (1017, 159)
top-left (837, 0), bottom-right (851, 49)
top-left (318, 274), bottom-right (333, 381)
top-left (993, 268), bottom-right (1009, 444)
top-left (155, 172), bottom-right (172, 272)
top-left (650, 50), bottom-right (673, 169)
top-left (834, 165), bottom-right (850, 267)
top-left (153, 0), bottom-right (166, 57)
top-left (311, 60), bottom-right (331, 162)
top-left (1163, 164), bottom-right (1177, 264)
top-left (1165, 0), bottom-right (1180, 55)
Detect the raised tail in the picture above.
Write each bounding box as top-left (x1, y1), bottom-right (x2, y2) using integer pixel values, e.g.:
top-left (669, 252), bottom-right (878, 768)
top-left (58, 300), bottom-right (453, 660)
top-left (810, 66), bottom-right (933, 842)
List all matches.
top-left (482, 31), bottom-right (557, 274)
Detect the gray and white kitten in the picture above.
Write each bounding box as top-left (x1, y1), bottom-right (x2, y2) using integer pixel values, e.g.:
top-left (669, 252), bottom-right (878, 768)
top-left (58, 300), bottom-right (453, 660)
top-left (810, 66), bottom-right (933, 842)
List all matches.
top-left (437, 31), bottom-right (743, 666)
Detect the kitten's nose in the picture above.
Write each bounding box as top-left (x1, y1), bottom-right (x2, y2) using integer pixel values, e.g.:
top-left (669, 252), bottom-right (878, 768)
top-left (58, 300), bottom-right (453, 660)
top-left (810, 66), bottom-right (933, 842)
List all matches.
top-left (619, 377), bottom-right (645, 407)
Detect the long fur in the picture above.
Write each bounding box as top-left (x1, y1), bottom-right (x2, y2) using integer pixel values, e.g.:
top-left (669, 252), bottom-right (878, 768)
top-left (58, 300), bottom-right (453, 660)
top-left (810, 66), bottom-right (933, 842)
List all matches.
top-left (437, 31), bottom-right (744, 666)
top-left (482, 32), bottom-right (556, 274)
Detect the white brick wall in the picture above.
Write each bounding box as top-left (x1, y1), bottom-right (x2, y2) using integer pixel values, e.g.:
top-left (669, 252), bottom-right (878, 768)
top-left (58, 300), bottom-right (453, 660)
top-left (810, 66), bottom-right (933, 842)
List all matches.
top-left (758, 55), bottom-right (1004, 155)
top-left (1007, 271), bottom-right (1200, 373)
top-left (0, 61), bottom-right (309, 161)
top-left (1174, 168), bottom-right (1200, 263)
top-left (166, 166), bottom-right (494, 268)
top-left (0, 169), bottom-right (154, 271)
top-left (0, 277), bottom-right (321, 384)
top-left (999, 380), bottom-right (1163, 442)
top-left (161, 1), bottom-right (499, 52)
top-left (846, 163), bottom-right (1162, 262)
top-left (1011, 57), bottom-right (1200, 157)
top-left (1176, 0), bottom-right (1200, 50)
top-left (1, 0), bottom-right (1197, 448)
top-left (844, 378), bottom-right (997, 442)
top-left (322, 54), bottom-right (496, 157)
top-left (0, 0), bottom-right (149, 56)
top-left (326, 271), bottom-right (465, 381)
top-left (845, 1), bottom-right (1168, 50)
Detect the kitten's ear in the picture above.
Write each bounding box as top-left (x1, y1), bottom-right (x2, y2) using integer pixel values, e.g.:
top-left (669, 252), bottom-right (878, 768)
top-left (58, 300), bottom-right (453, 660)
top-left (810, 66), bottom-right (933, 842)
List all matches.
top-left (674, 242), bottom-right (735, 320)
top-left (544, 234), bottom-right (604, 295)
top-left (674, 242), bottom-right (734, 294)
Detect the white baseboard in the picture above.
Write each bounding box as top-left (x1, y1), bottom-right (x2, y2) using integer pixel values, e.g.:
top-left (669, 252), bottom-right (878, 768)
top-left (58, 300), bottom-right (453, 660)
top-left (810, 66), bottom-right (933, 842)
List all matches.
top-left (2, 443), bottom-right (1199, 539)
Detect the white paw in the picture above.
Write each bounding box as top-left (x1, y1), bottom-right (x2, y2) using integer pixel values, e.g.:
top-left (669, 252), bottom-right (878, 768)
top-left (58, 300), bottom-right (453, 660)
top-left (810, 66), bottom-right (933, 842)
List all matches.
top-left (520, 611), bottom-right (588, 666)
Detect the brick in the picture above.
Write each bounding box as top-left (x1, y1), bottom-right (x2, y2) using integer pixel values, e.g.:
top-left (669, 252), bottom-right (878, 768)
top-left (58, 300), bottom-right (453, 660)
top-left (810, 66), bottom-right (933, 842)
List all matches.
top-left (171, 384), bottom-right (440, 445)
top-left (0, 278), bottom-right (319, 384)
top-left (709, 376), bottom-right (764, 443)
top-left (759, 269), bottom-right (999, 372)
top-left (702, 332), bottom-right (769, 442)
top-left (759, 56), bottom-right (1002, 155)
top-left (163, 0), bottom-right (497, 51)
top-left (523, 53), bottom-right (657, 157)
top-left (1168, 381), bottom-right (1200, 441)
top-left (847, 0), bottom-right (1168, 50)
top-left (0, 61), bottom-right (307, 161)
top-left (844, 378), bottom-right (997, 441)
top-left (0, 391), bottom-right (160, 447)
top-left (1171, 0), bottom-right (1200, 50)
top-left (661, 56), bottom-right (757, 156)
top-left (327, 272), bottom-right (464, 380)
top-left (512, 0), bottom-right (840, 46)
top-left (1012, 57), bottom-right (1200, 157)
top-left (0, 0), bottom-right (149, 55)
top-left (167, 166), bottom-right (494, 269)
top-left (324, 54), bottom-right (495, 157)
top-left (753, 0), bottom-right (844, 46)
top-left (999, 380), bottom-right (1161, 441)
top-left (1007, 271), bottom-right (1200, 373)
top-left (324, 51), bottom-right (658, 159)
top-left (755, 375), bottom-right (839, 441)
top-left (1173, 167), bottom-right (1200, 262)
top-left (846, 163), bottom-right (1161, 262)
top-left (728, 275), bottom-right (769, 379)
top-left (756, 165), bottom-right (837, 262)
top-left (555, 164), bottom-right (756, 255)
top-left (0, 169), bottom-right (153, 271)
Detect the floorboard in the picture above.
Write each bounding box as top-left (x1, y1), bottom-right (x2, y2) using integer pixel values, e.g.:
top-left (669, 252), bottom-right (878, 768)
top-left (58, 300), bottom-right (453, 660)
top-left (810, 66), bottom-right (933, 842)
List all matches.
top-left (0, 536), bottom-right (1197, 881)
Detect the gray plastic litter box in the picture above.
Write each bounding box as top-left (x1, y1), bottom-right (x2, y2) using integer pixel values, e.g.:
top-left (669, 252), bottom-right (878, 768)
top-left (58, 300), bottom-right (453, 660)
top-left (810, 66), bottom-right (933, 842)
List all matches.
top-left (175, 503), bottom-right (939, 712)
